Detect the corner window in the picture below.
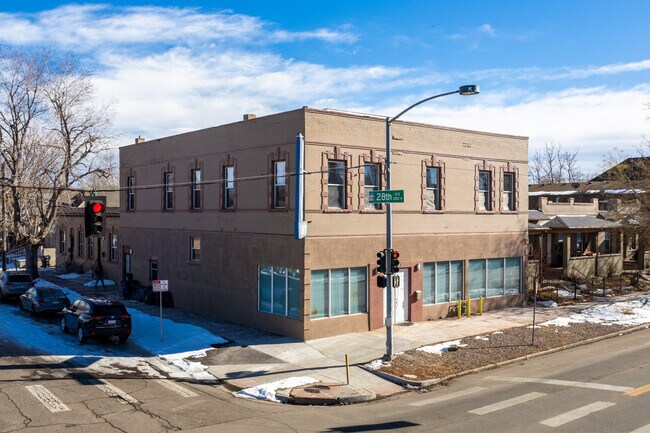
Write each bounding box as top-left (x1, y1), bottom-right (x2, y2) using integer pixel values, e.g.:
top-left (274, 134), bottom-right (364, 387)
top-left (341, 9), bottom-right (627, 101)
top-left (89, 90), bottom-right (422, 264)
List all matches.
top-left (164, 172), bottom-right (174, 210)
top-left (426, 167), bottom-right (441, 210)
top-left (126, 176), bottom-right (135, 210)
top-left (363, 163), bottom-right (380, 210)
top-left (258, 266), bottom-right (300, 319)
top-left (503, 172), bottom-right (515, 211)
top-left (310, 268), bottom-right (367, 318)
top-left (191, 169), bottom-right (201, 210)
top-left (423, 261), bottom-right (464, 303)
top-left (328, 161), bottom-right (346, 209)
top-left (469, 257), bottom-right (521, 298)
top-left (189, 237), bottom-right (201, 262)
top-left (223, 166), bottom-right (235, 209)
top-left (273, 161), bottom-right (286, 209)
top-left (478, 171), bottom-right (491, 211)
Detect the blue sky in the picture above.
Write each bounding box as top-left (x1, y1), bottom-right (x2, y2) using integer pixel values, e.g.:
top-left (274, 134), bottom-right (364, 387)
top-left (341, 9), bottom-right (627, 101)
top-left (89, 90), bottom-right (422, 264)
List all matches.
top-left (4, 1), bottom-right (650, 174)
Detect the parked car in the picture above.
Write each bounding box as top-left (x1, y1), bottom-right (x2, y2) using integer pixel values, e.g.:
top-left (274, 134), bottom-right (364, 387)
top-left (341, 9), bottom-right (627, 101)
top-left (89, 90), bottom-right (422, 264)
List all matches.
top-left (0, 272), bottom-right (35, 302)
top-left (61, 297), bottom-right (132, 344)
top-left (19, 286), bottom-right (69, 314)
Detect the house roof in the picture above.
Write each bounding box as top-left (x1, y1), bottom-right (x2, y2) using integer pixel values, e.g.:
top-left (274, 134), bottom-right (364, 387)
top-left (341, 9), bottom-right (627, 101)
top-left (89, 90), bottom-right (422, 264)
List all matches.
top-left (528, 210), bottom-right (549, 221)
top-left (591, 157), bottom-right (650, 181)
top-left (528, 222), bottom-right (550, 232)
top-left (529, 180), bottom-right (644, 196)
top-left (543, 215), bottom-right (622, 230)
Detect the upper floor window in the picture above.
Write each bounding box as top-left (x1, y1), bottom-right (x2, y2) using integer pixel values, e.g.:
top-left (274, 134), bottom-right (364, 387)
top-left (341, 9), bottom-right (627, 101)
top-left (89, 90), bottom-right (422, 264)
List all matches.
top-left (426, 167), bottom-right (441, 210)
top-left (273, 161), bottom-right (286, 209)
top-left (164, 172), bottom-right (174, 210)
top-left (190, 236), bottom-right (201, 262)
top-left (109, 233), bottom-right (118, 262)
top-left (478, 171), bottom-right (492, 211)
top-left (328, 161), bottom-right (346, 209)
top-left (364, 163), bottom-right (380, 210)
top-left (126, 176), bottom-right (135, 210)
top-left (503, 172), bottom-right (515, 211)
top-left (223, 166), bottom-right (235, 209)
top-left (191, 169), bottom-right (201, 209)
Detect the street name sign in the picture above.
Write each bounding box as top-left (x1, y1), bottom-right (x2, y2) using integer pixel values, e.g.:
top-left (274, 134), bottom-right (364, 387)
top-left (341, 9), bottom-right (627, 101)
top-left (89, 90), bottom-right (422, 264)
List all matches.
top-left (368, 190), bottom-right (405, 204)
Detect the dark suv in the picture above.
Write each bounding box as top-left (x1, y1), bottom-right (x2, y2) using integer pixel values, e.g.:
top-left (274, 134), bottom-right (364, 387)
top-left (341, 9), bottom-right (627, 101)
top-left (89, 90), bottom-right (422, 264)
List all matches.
top-left (61, 297), bottom-right (132, 343)
top-left (0, 272), bottom-right (35, 301)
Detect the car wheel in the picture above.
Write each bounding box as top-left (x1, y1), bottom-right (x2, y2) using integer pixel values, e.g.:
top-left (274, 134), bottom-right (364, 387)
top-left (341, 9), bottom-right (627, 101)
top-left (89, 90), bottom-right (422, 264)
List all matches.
top-left (118, 335), bottom-right (129, 343)
top-left (77, 326), bottom-right (88, 344)
top-left (61, 317), bottom-right (68, 333)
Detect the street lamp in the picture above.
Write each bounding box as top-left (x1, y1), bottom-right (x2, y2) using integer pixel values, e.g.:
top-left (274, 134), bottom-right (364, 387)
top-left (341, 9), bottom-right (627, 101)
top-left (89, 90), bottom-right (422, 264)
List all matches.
top-left (383, 85), bottom-right (480, 360)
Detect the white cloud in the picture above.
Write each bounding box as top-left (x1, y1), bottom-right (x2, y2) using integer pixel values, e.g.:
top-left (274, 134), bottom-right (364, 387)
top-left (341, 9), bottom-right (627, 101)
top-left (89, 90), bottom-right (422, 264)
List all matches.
top-left (479, 23), bottom-right (495, 36)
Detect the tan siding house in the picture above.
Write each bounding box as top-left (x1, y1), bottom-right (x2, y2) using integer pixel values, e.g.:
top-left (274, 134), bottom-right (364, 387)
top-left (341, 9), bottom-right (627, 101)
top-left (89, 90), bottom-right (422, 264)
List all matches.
top-left (119, 107), bottom-right (529, 340)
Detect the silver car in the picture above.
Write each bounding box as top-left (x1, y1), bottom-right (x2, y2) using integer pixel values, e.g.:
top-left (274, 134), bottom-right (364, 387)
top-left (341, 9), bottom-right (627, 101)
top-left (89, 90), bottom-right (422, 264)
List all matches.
top-left (19, 286), bottom-right (69, 314)
top-left (0, 272), bottom-right (35, 301)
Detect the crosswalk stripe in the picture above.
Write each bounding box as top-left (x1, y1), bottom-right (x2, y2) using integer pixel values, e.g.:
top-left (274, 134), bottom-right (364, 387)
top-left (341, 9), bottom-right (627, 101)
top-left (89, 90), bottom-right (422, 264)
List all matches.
top-left (539, 401), bottom-right (615, 427)
top-left (95, 379), bottom-right (138, 405)
top-left (625, 383), bottom-right (650, 397)
top-left (487, 376), bottom-right (632, 393)
top-left (409, 387), bottom-right (487, 407)
top-left (157, 379), bottom-right (198, 398)
top-left (469, 392), bottom-right (546, 415)
top-left (630, 423), bottom-right (650, 433)
top-left (25, 385), bottom-right (70, 413)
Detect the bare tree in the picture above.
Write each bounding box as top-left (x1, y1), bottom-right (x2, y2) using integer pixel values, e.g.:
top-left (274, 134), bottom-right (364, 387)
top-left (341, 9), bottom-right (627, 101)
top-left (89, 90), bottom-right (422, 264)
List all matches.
top-left (529, 139), bottom-right (586, 184)
top-left (0, 47), bottom-right (113, 278)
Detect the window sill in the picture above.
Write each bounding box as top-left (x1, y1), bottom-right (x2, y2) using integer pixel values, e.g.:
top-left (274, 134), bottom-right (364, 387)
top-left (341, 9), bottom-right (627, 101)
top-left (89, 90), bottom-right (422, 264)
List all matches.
top-left (189, 208), bottom-right (203, 212)
top-left (323, 208), bottom-right (352, 213)
top-left (257, 309), bottom-right (301, 320)
top-left (188, 260), bottom-right (201, 266)
top-left (422, 209), bottom-right (445, 214)
top-left (360, 209), bottom-right (385, 214)
top-left (269, 207), bottom-right (289, 212)
top-left (222, 208), bottom-right (236, 212)
top-left (310, 312), bottom-right (368, 320)
top-left (475, 210), bottom-right (496, 215)
top-left (499, 210), bottom-right (519, 214)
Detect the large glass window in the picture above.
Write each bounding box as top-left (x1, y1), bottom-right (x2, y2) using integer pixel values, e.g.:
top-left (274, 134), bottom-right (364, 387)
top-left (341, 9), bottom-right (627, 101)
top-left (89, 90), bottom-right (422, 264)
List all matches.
top-left (328, 161), bottom-right (346, 209)
top-left (478, 171), bottom-right (491, 211)
top-left (469, 257), bottom-right (521, 298)
top-left (191, 169), bottom-right (201, 209)
top-left (423, 261), bottom-right (464, 304)
top-left (164, 172), bottom-right (174, 210)
top-left (273, 161), bottom-right (286, 209)
top-left (310, 268), bottom-right (367, 318)
top-left (126, 176), bottom-right (135, 210)
top-left (364, 163), bottom-right (380, 210)
top-left (426, 167), bottom-right (441, 210)
top-left (258, 266), bottom-right (301, 319)
top-left (503, 172), bottom-right (515, 211)
top-left (223, 166), bottom-right (235, 209)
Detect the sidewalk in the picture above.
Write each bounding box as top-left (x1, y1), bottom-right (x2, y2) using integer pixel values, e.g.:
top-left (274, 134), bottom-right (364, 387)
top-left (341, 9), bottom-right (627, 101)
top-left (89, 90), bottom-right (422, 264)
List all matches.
top-left (39, 271), bottom-right (644, 404)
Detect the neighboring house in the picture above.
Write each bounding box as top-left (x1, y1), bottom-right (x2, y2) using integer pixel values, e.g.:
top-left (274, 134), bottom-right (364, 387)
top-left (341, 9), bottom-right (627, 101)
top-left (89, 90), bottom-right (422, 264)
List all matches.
top-left (46, 191), bottom-right (121, 281)
top-left (119, 107), bottom-right (529, 340)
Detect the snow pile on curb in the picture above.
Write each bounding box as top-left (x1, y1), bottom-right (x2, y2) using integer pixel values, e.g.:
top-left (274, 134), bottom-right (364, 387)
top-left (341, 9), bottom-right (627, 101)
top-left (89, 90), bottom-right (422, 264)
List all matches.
top-left (542, 297), bottom-right (650, 327)
top-left (417, 340), bottom-right (467, 355)
top-left (57, 273), bottom-right (82, 280)
top-left (84, 279), bottom-right (116, 287)
top-left (234, 376), bottom-right (319, 402)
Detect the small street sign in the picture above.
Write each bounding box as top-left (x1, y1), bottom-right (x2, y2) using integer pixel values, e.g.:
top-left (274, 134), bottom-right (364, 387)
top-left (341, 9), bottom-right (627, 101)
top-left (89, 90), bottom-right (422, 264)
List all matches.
top-left (368, 190), bottom-right (405, 204)
top-left (152, 279), bottom-right (169, 292)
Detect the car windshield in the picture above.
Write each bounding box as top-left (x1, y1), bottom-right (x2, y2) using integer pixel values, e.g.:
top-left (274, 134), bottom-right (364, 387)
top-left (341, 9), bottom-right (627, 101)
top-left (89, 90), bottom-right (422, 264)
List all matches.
top-left (8, 274), bottom-right (33, 283)
top-left (94, 305), bottom-right (127, 316)
top-left (38, 288), bottom-right (64, 300)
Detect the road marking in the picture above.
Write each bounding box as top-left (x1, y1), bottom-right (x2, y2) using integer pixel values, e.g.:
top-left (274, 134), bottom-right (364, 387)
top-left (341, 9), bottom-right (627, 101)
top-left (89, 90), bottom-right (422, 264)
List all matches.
top-left (409, 387), bottom-right (487, 407)
top-left (625, 383), bottom-right (650, 397)
top-left (468, 392), bottom-right (546, 415)
top-left (95, 380), bottom-right (138, 405)
top-left (25, 385), bottom-right (70, 413)
top-left (486, 376), bottom-right (633, 393)
top-left (539, 401), bottom-right (615, 427)
top-left (157, 379), bottom-right (198, 398)
top-left (630, 424), bottom-right (650, 433)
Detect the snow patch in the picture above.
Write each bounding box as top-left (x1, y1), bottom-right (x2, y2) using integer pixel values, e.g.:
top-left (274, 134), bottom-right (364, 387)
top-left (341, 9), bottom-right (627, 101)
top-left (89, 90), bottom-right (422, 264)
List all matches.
top-left (542, 297), bottom-right (650, 327)
top-left (474, 336), bottom-right (489, 341)
top-left (417, 340), bottom-right (467, 355)
top-left (234, 376), bottom-right (319, 402)
top-left (57, 273), bottom-right (82, 280)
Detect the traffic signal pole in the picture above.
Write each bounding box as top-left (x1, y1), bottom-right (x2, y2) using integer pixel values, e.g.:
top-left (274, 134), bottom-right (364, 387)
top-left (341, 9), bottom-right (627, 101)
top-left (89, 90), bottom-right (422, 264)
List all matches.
top-left (385, 117), bottom-right (394, 361)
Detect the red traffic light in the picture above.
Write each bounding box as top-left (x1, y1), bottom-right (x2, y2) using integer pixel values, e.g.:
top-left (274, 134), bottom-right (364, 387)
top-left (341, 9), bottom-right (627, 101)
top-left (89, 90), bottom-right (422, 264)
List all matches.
top-left (392, 251), bottom-right (399, 259)
top-left (92, 202), bottom-right (105, 213)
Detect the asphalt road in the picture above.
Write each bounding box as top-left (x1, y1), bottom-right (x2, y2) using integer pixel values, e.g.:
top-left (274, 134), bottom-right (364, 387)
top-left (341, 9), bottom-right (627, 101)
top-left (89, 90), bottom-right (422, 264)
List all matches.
top-left (1, 308), bottom-right (649, 432)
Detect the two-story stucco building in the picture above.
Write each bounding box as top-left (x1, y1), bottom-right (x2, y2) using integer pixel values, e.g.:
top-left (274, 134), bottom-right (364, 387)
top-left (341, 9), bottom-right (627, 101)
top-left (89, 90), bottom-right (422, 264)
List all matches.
top-left (119, 107), bottom-right (529, 340)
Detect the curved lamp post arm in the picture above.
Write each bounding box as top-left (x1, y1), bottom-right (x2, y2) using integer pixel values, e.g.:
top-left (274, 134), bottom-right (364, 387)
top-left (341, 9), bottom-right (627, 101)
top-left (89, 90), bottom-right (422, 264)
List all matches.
top-left (389, 90), bottom-right (460, 124)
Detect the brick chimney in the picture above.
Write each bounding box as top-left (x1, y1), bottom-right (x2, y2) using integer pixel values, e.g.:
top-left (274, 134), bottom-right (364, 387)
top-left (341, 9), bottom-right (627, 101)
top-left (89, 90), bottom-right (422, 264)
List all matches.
top-left (243, 114), bottom-right (256, 121)
top-left (135, 136), bottom-right (145, 144)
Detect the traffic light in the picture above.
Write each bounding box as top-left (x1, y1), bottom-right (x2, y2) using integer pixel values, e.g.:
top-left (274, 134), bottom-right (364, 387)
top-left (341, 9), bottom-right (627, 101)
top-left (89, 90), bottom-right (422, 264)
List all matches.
top-left (376, 250), bottom-right (387, 274)
top-left (85, 196), bottom-right (107, 237)
top-left (377, 275), bottom-right (387, 288)
top-left (390, 250), bottom-right (400, 273)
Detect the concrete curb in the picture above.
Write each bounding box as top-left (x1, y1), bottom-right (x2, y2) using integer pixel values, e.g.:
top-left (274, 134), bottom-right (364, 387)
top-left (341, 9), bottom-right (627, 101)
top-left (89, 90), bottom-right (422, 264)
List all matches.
top-left (362, 323), bottom-right (650, 389)
top-left (276, 383), bottom-right (376, 405)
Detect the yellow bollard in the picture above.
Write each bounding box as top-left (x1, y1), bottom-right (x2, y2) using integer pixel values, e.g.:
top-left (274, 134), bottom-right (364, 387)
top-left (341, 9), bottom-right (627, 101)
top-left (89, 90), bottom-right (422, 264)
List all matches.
top-left (345, 353), bottom-right (350, 385)
top-left (467, 297), bottom-right (471, 317)
top-left (457, 299), bottom-right (462, 319)
top-left (479, 296), bottom-right (483, 315)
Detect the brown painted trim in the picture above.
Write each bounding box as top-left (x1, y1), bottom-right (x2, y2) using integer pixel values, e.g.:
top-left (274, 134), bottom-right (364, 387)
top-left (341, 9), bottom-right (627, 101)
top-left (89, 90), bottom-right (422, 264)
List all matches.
top-left (358, 150), bottom-right (386, 213)
top-left (322, 146), bottom-right (353, 211)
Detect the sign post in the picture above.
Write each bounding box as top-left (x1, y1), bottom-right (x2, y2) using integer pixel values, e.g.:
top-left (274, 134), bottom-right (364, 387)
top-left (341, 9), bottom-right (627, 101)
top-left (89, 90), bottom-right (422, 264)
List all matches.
top-left (152, 280), bottom-right (169, 342)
